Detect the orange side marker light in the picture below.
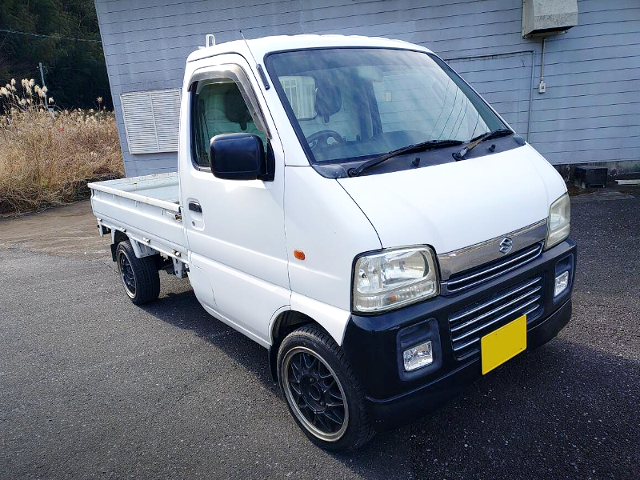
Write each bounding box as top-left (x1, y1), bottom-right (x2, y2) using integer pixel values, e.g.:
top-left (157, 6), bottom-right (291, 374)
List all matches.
top-left (293, 250), bottom-right (306, 260)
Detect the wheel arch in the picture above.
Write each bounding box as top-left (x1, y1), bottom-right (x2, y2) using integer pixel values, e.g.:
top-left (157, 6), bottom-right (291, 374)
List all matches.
top-left (268, 295), bottom-right (351, 381)
top-left (110, 230), bottom-right (129, 261)
top-left (268, 310), bottom-right (326, 381)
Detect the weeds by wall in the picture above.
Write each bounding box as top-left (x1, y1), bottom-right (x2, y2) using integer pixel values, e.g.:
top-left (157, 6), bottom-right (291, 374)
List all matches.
top-left (0, 79), bottom-right (123, 215)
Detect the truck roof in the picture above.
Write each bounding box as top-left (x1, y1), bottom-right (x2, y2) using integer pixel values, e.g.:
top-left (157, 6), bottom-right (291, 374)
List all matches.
top-left (186, 34), bottom-right (432, 64)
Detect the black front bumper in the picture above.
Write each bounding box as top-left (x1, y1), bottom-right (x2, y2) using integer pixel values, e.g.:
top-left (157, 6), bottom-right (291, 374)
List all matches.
top-left (342, 239), bottom-right (577, 428)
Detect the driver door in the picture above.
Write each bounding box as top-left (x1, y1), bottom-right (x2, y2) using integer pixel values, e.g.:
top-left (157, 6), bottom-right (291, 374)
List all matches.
top-left (181, 57), bottom-right (290, 346)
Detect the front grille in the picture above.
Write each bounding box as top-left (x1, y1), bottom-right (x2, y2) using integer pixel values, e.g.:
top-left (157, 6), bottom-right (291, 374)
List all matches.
top-left (449, 276), bottom-right (544, 360)
top-left (446, 242), bottom-right (543, 293)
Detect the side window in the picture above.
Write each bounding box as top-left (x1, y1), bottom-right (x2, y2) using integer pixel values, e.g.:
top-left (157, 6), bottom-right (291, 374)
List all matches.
top-left (192, 80), bottom-right (267, 168)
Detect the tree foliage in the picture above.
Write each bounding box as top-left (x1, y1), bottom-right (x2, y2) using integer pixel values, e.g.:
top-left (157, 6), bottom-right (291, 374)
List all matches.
top-left (0, 0), bottom-right (112, 110)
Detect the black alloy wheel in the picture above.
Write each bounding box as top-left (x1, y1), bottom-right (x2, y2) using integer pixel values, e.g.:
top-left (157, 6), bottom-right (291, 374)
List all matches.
top-left (115, 240), bottom-right (161, 305)
top-left (277, 325), bottom-right (374, 451)
top-left (118, 250), bottom-right (137, 298)
top-left (282, 346), bottom-right (348, 441)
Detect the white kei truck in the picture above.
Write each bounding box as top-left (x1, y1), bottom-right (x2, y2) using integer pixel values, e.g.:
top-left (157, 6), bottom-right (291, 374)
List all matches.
top-left (89, 35), bottom-right (576, 451)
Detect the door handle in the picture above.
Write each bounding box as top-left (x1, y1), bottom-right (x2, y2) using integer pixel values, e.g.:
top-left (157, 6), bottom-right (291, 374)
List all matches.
top-left (188, 201), bottom-right (202, 213)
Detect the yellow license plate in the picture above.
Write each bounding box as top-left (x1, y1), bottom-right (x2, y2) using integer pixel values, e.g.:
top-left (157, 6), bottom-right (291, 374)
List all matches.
top-left (481, 315), bottom-right (527, 375)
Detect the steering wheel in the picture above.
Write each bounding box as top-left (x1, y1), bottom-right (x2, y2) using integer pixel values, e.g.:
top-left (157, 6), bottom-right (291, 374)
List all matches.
top-left (306, 130), bottom-right (344, 150)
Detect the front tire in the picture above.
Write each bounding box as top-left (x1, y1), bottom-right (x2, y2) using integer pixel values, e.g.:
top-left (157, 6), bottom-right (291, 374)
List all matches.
top-left (277, 325), bottom-right (374, 451)
top-left (115, 240), bottom-right (160, 305)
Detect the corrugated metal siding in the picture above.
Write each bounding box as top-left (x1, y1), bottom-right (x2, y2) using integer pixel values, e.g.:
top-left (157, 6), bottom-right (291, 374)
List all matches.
top-left (448, 52), bottom-right (535, 139)
top-left (95, 0), bottom-right (640, 175)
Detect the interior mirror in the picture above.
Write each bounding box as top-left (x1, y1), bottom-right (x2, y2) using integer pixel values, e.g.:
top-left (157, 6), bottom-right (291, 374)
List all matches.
top-left (210, 133), bottom-right (266, 180)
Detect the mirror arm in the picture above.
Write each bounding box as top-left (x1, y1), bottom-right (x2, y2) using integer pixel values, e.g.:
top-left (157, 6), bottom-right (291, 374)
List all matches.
top-left (258, 141), bottom-right (275, 182)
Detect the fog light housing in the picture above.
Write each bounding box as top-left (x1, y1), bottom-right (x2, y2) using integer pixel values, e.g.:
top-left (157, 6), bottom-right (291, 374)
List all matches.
top-left (554, 271), bottom-right (570, 297)
top-left (403, 341), bottom-right (433, 372)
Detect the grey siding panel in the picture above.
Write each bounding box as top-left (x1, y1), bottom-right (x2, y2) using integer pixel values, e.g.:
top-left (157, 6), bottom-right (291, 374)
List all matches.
top-left (448, 52), bottom-right (534, 138)
top-left (529, 103), bottom-right (640, 121)
top-left (96, 0), bottom-right (640, 174)
top-left (123, 152), bottom-right (179, 177)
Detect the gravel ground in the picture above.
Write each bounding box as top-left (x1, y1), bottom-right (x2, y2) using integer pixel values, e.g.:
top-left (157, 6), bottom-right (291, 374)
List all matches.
top-left (0, 194), bottom-right (638, 479)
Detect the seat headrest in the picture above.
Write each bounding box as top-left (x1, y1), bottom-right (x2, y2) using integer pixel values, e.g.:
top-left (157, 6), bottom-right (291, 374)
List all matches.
top-left (315, 85), bottom-right (341, 122)
top-left (224, 88), bottom-right (252, 130)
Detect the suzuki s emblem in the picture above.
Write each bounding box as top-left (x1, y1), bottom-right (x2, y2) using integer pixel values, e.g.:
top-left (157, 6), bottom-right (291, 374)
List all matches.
top-left (499, 237), bottom-right (513, 255)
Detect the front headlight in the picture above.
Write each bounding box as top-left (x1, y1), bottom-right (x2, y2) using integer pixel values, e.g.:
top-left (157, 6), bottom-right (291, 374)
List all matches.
top-left (353, 247), bottom-right (439, 313)
top-left (545, 193), bottom-right (571, 249)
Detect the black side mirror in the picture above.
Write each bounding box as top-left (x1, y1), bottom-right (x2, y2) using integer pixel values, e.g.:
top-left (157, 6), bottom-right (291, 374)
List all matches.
top-left (210, 133), bottom-right (267, 180)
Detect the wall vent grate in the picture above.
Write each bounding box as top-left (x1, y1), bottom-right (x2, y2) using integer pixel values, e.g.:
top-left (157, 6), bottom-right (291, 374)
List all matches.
top-left (121, 89), bottom-right (181, 154)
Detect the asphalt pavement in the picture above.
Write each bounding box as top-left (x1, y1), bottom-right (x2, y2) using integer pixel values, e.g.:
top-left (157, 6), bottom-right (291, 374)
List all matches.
top-left (0, 192), bottom-right (638, 479)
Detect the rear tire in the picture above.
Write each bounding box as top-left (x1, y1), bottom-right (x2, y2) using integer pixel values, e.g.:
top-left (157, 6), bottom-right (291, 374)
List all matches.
top-left (115, 240), bottom-right (160, 305)
top-left (277, 325), bottom-right (375, 451)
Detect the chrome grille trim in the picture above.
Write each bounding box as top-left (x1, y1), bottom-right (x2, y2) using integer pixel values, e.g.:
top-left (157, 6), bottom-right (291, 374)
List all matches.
top-left (438, 219), bottom-right (547, 281)
top-left (449, 276), bottom-right (544, 359)
top-left (444, 242), bottom-right (543, 293)
top-left (451, 286), bottom-right (542, 334)
top-left (452, 304), bottom-right (540, 354)
top-left (449, 277), bottom-right (541, 323)
top-left (452, 295), bottom-right (541, 343)
top-left (450, 246), bottom-right (541, 286)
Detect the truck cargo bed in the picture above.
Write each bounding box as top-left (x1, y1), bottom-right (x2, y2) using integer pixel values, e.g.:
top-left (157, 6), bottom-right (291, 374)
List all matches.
top-left (89, 172), bottom-right (180, 211)
top-left (88, 172), bottom-right (187, 261)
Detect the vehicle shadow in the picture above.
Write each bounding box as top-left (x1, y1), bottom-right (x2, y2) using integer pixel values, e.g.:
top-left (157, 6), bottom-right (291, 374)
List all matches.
top-left (140, 282), bottom-right (280, 396)
top-left (141, 280), bottom-right (639, 479)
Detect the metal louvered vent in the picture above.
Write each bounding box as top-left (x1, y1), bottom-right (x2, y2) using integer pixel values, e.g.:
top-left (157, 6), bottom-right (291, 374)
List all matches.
top-left (120, 89), bottom-right (181, 154)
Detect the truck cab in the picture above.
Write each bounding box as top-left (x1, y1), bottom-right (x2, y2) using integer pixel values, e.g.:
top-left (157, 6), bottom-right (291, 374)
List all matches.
top-left (90, 35), bottom-right (576, 451)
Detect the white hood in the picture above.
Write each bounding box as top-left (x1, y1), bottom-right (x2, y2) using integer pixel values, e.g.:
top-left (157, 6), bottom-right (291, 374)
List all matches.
top-left (338, 145), bottom-right (566, 254)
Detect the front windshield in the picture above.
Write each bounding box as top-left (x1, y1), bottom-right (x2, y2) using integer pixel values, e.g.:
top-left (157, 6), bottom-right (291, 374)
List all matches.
top-left (266, 48), bottom-right (507, 164)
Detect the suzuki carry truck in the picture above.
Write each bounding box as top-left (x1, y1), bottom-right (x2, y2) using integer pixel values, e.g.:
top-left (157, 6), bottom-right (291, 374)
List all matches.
top-left (89, 35), bottom-right (576, 451)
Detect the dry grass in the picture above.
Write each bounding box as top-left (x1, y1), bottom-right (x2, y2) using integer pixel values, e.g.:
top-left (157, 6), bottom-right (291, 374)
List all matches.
top-left (0, 79), bottom-right (123, 215)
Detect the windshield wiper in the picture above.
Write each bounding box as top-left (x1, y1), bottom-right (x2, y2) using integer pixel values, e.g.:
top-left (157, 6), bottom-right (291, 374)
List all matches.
top-left (452, 128), bottom-right (513, 161)
top-left (347, 139), bottom-right (464, 177)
